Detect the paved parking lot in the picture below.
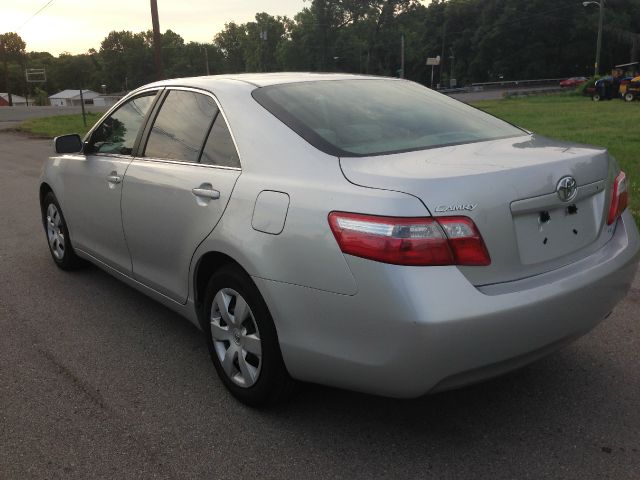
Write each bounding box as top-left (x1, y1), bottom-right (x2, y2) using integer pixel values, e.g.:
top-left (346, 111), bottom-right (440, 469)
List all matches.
top-left (1, 130), bottom-right (639, 479)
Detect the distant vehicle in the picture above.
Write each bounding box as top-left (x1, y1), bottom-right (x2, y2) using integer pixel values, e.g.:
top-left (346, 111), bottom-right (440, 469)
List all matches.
top-left (40, 73), bottom-right (639, 405)
top-left (620, 76), bottom-right (640, 102)
top-left (560, 77), bottom-right (587, 88)
top-left (591, 77), bottom-right (614, 101)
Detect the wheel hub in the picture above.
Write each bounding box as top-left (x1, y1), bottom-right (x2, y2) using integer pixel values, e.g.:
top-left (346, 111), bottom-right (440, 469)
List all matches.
top-left (210, 288), bottom-right (262, 388)
top-left (46, 203), bottom-right (65, 260)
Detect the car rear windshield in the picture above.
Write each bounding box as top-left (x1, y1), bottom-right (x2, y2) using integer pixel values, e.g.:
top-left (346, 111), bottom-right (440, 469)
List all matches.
top-left (252, 79), bottom-right (527, 157)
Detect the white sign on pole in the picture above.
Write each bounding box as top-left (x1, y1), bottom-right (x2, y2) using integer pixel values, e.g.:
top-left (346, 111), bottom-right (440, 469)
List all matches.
top-left (426, 56), bottom-right (441, 66)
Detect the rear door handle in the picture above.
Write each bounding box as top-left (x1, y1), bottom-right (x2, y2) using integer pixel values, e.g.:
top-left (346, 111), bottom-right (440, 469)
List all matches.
top-left (192, 187), bottom-right (220, 200)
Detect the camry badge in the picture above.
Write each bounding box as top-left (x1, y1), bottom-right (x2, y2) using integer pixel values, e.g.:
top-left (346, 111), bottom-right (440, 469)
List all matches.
top-left (557, 176), bottom-right (578, 202)
top-left (435, 204), bottom-right (478, 213)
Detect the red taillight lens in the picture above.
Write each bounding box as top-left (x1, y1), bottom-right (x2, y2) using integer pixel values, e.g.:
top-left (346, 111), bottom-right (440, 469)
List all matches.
top-left (607, 171), bottom-right (629, 225)
top-left (437, 216), bottom-right (492, 266)
top-left (328, 212), bottom-right (491, 266)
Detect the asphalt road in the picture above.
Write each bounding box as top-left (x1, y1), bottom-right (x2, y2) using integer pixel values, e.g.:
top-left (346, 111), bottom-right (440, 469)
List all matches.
top-left (1, 131), bottom-right (639, 479)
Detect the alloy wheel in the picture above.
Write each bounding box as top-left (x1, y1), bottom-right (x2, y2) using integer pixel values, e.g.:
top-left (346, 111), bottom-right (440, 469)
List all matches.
top-left (46, 203), bottom-right (65, 260)
top-left (210, 288), bottom-right (262, 388)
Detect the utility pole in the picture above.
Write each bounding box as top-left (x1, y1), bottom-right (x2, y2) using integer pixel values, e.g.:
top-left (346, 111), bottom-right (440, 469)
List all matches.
top-left (449, 48), bottom-right (455, 88)
top-left (440, 22), bottom-right (446, 88)
top-left (400, 33), bottom-right (405, 78)
top-left (79, 86), bottom-right (87, 127)
top-left (204, 47), bottom-right (210, 75)
top-left (1, 40), bottom-right (12, 106)
top-left (583, 0), bottom-right (605, 77)
top-left (150, 0), bottom-right (164, 81)
top-left (595, 0), bottom-right (604, 76)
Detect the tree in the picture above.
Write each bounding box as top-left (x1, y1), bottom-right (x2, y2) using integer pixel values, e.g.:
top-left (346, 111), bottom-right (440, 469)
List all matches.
top-left (99, 31), bottom-right (152, 91)
top-left (0, 32), bottom-right (26, 61)
top-left (243, 13), bottom-right (287, 72)
top-left (214, 23), bottom-right (248, 72)
top-left (6, 0), bottom-right (640, 97)
top-left (0, 32), bottom-right (27, 101)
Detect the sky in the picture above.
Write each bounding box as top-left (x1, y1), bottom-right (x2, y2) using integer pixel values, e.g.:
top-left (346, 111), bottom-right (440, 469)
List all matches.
top-left (1, 0), bottom-right (311, 55)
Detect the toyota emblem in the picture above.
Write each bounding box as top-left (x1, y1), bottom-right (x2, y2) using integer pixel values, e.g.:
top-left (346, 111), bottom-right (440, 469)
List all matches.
top-left (557, 176), bottom-right (578, 202)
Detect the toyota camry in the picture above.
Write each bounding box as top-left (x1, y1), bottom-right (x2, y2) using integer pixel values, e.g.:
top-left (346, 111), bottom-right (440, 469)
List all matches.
top-left (40, 73), bottom-right (640, 405)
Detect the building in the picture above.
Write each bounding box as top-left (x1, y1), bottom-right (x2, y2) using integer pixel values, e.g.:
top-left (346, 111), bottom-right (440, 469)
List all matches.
top-left (93, 93), bottom-right (125, 108)
top-left (49, 89), bottom-right (100, 107)
top-left (0, 93), bottom-right (28, 106)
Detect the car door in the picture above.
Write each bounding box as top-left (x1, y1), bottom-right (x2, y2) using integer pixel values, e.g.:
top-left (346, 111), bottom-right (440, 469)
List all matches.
top-left (121, 88), bottom-right (241, 303)
top-left (61, 91), bottom-right (159, 272)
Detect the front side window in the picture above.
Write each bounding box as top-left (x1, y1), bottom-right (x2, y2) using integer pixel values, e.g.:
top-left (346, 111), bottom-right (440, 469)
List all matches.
top-left (200, 114), bottom-right (240, 168)
top-left (144, 90), bottom-right (218, 163)
top-left (92, 93), bottom-right (156, 155)
top-left (252, 79), bottom-right (527, 157)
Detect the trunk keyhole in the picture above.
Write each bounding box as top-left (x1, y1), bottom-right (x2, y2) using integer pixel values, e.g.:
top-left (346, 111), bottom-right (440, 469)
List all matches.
top-left (567, 205), bottom-right (578, 215)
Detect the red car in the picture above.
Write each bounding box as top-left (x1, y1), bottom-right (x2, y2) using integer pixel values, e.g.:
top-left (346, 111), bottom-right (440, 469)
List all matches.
top-left (560, 77), bottom-right (588, 88)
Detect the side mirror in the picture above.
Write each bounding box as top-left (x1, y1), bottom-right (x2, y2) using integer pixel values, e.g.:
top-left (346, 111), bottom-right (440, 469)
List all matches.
top-left (54, 134), bottom-right (83, 154)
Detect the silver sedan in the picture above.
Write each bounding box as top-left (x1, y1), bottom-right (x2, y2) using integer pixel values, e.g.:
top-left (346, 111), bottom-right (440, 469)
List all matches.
top-left (40, 73), bottom-right (640, 405)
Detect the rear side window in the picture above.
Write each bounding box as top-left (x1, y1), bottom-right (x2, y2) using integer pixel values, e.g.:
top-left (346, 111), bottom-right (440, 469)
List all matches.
top-left (252, 79), bottom-right (527, 157)
top-left (145, 90), bottom-right (218, 162)
top-left (200, 114), bottom-right (240, 168)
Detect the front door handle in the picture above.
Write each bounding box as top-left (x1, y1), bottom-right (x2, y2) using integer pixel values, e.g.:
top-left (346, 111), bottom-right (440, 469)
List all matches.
top-left (107, 172), bottom-right (122, 184)
top-left (192, 187), bottom-right (220, 200)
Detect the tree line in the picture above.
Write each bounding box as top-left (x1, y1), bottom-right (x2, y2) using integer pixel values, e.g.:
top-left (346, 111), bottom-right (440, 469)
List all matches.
top-left (1, 0), bottom-right (639, 103)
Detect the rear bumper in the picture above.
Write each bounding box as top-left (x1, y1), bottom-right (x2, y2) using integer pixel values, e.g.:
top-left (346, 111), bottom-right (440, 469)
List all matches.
top-left (255, 210), bottom-right (640, 398)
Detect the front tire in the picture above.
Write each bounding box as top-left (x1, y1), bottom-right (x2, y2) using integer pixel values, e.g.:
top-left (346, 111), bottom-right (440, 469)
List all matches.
top-left (592, 93), bottom-right (601, 102)
top-left (41, 191), bottom-right (82, 270)
top-left (203, 265), bottom-right (295, 406)
top-left (624, 92), bottom-right (635, 102)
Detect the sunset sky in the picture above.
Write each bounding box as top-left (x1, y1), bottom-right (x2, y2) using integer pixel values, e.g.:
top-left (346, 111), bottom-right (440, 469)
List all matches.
top-left (1, 0), bottom-right (310, 55)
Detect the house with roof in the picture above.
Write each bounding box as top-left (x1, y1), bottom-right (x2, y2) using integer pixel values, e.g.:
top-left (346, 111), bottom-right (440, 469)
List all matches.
top-left (0, 93), bottom-right (28, 106)
top-left (49, 89), bottom-right (100, 107)
top-left (93, 93), bottom-right (125, 108)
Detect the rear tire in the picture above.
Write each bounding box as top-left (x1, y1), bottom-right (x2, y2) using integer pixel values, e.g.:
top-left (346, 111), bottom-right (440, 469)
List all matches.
top-left (203, 265), bottom-right (295, 406)
top-left (624, 92), bottom-right (635, 102)
top-left (41, 191), bottom-right (82, 270)
top-left (592, 93), bottom-right (601, 102)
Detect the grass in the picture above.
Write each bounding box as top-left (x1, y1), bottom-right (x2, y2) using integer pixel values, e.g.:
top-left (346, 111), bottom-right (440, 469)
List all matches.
top-left (18, 112), bottom-right (102, 138)
top-left (473, 95), bottom-right (639, 222)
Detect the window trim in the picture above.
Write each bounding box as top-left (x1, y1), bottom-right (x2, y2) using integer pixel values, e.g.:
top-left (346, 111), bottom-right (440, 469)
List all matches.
top-left (137, 86), bottom-right (242, 171)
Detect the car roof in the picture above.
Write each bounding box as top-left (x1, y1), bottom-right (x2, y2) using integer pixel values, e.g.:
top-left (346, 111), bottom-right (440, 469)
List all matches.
top-left (142, 72), bottom-right (392, 90)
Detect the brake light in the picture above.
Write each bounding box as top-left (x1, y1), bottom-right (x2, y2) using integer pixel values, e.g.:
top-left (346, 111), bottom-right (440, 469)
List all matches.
top-left (328, 212), bottom-right (490, 266)
top-left (607, 171), bottom-right (629, 225)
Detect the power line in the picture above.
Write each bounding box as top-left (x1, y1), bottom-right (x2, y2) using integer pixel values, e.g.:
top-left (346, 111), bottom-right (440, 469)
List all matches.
top-left (16, 0), bottom-right (56, 31)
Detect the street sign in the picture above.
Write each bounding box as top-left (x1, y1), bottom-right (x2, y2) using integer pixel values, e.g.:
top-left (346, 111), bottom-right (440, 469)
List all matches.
top-left (427, 56), bottom-right (441, 88)
top-left (25, 68), bottom-right (46, 83)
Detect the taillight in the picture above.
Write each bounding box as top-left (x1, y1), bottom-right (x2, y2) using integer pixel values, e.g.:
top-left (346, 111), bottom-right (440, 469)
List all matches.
top-left (607, 171), bottom-right (629, 225)
top-left (328, 212), bottom-right (490, 266)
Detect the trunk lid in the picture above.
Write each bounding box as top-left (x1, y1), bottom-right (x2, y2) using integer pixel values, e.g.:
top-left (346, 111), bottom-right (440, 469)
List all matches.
top-left (339, 135), bottom-right (615, 285)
